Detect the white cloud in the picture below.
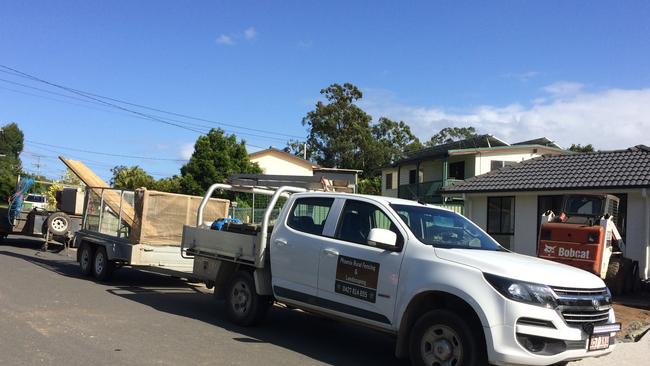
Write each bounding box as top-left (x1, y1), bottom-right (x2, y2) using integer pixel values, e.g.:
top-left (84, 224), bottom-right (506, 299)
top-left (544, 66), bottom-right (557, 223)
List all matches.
top-left (179, 143), bottom-right (194, 160)
top-left (360, 85), bottom-right (650, 150)
top-left (215, 34), bottom-right (234, 45)
top-left (542, 81), bottom-right (585, 97)
top-left (244, 27), bottom-right (257, 40)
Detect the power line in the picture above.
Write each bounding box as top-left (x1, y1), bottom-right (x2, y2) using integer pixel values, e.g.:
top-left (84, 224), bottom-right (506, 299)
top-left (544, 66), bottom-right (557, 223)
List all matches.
top-left (25, 140), bottom-right (188, 162)
top-left (0, 79), bottom-right (291, 143)
top-left (0, 65), bottom-right (305, 139)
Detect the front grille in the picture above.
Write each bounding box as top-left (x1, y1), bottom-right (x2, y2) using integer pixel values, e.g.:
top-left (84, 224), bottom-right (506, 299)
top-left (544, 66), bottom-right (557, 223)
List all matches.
top-left (550, 286), bottom-right (611, 327)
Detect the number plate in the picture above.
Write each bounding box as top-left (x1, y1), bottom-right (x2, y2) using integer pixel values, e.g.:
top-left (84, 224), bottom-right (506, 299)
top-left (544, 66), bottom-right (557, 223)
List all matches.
top-left (588, 334), bottom-right (610, 351)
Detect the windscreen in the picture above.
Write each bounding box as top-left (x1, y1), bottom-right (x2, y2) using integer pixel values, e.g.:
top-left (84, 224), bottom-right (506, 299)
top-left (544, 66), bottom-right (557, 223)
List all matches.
top-left (564, 196), bottom-right (603, 216)
top-left (391, 204), bottom-right (505, 251)
top-left (26, 195), bottom-right (45, 203)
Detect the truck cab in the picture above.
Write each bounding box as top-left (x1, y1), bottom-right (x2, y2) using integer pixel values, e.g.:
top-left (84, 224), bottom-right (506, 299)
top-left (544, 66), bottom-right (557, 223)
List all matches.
top-left (184, 185), bottom-right (620, 366)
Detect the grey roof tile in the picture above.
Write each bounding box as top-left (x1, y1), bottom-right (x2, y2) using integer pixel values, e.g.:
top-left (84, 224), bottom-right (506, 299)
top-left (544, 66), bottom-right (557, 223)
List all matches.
top-left (443, 145), bottom-right (650, 193)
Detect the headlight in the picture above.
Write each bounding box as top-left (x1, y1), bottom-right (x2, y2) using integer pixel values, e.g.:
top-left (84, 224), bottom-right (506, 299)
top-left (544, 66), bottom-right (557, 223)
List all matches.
top-left (484, 273), bottom-right (557, 309)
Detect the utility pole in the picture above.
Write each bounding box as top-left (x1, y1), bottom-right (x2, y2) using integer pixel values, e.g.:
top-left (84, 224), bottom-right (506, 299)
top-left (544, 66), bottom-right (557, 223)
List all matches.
top-left (303, 143), bottom-right (307, 160)
top-left (32, 154), bottom-right (43, 176)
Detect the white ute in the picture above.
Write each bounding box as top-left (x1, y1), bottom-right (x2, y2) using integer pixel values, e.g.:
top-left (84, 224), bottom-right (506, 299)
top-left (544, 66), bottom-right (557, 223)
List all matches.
top-left (182, 184), bottom-right (620, 366)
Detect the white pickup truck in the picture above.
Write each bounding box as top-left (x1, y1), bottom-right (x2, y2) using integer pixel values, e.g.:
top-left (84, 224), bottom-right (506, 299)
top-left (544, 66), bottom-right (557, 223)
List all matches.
top-left (182, 184), bottom-right (620, 366)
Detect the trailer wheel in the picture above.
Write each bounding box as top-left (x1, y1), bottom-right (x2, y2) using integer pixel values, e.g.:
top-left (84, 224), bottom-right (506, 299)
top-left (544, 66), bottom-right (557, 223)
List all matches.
top-left (46, 212), bottom-right (71, 236)
top-left (79, 243), bottom-right (94, 276)
top-left (92, 246), bottom-right (114, 281)
top-left (409, 309), bottom-right (485, 366)
top-left (225, 271), bottom-right (270, 326)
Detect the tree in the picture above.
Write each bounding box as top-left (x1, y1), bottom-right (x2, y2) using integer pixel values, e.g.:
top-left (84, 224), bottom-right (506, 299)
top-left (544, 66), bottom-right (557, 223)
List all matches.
top-left (180, 128), bottom-right (261, 196)
top-left (0, 123), bottom-right (24, 201)
top-left (154, 175), bottom-right (183, 193)
top-left (427, 126), bottom-right (478, 146)
top-left (568, 144), bottom-right (595, 153)
top-left (110, 165), bottom-right (156, 190)
top-left (302, 83), bottom-right (374, 175)
top-left (283, 140), bottom-right (314, 161)
top-left (370, 117), bottom-right (420, 167)
top-left (60, 169), bottom-right (84, 187)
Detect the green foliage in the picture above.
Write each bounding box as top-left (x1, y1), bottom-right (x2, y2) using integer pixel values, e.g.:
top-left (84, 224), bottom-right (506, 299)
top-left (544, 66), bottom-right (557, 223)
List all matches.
top-left (568, 143), bottom-right (595, 153)
top-left (154, 175), bottom-right (183, 193)
top-left (0, 123), bottom-right (24, 201)
top-left (370, 117), bottom-right (420, 169)
top-left (110, 165), bottom-right (156, 190)
top-left (60, 169), bottom-right (84, 187)
top-left (427, 126), bottom-right (478, 146)
top-left (302, 83), bottom-right (374, 176)
top-left (180, 128), bottom-right (261, 196)
top-left (358, 177), bottom-right (381, 195)
top-left (298, 84), bottom-right (422, 179)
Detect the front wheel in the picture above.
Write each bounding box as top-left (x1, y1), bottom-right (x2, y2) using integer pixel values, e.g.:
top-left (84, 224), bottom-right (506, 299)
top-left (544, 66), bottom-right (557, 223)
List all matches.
top-left (409, 309), bottom-right (485, 366)
top-left (225, 271), bottom-right (270, 326)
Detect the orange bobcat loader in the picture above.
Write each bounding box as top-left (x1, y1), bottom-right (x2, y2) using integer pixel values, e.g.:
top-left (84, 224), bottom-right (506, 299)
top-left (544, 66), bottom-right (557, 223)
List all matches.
top-left (537, 194), bottom-right (638, 295)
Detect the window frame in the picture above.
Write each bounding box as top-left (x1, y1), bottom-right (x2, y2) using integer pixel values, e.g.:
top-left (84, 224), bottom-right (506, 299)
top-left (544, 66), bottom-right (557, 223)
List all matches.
top-left (487, 196), bottom-right (515, 235)
top-left (385, 173), bottom-right (393, 190)
top-left (408, 169), bottom-right (417, 184)
top-left (334, 199), bottom-right (404, 250)
top-left (286, 197), bottom-right (335, 236)
top-left (448, 161), bottom-right (465, 180)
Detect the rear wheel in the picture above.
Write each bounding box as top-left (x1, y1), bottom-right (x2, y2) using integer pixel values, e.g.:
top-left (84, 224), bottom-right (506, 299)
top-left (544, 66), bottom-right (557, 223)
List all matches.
top-left (409, 309), bottom-right (485, 366)
top-left (79, 243), bottom-right (94, 276)
top-left (225, 271), bottom-right (270, 326)
top-left (92, 246), bottom-right (113, 281)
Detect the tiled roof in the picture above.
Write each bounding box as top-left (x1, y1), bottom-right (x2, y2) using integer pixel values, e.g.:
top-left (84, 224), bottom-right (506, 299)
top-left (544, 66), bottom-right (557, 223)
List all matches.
top-left (443, 145), bottom-right (650, 193)
top-left (396, 135), bottom-right (509, 164)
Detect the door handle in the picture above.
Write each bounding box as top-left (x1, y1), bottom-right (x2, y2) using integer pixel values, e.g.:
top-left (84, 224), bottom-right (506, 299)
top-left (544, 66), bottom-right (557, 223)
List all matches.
top-left (323, 248), bottom-right (339, 257)
top-left (275, 239), bottom-right (288, 247)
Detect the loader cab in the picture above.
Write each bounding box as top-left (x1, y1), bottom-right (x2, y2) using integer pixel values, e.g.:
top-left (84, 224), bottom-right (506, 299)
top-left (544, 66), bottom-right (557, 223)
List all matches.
top-left (560, 194), bottom-right (620, 225)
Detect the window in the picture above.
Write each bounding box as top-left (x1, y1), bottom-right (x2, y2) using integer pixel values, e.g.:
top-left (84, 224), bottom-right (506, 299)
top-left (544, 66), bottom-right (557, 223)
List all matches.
top-left (336, 200), bottom-right (403, 247)
top-left (287, 197), bottom-right (334, 235)
top-left (487, 197), bottom-right (515, 249)
top-left (385, 173), bottom-right (393, 190)
top-left (490, 160), bottom-right (505, 171)
top-left (408, 169), bottom-right (417, 184)
top-left (391, 204), bottom-right (504, 251)
top-left (490, 160), bottom-right (516, 171)
top-left (448, 161), bottom-right (465, 180)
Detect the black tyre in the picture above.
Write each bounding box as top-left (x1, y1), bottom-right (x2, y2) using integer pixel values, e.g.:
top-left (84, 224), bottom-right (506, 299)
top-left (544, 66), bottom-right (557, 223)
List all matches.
top-left (92, 246), bottom-right (113, 281)
top-left (46, 212), bottom-right (71, 236)
top-left (225, 271), bottom-right (270, 326)
top-left (409, 309), bottom-right (486, 366)
top-left (79, 243), bottom-right (94, 276)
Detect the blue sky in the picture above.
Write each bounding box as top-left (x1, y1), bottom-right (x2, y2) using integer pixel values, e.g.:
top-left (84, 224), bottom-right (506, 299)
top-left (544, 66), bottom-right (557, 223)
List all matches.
top-left (1, 0), bottom-right (649, 180)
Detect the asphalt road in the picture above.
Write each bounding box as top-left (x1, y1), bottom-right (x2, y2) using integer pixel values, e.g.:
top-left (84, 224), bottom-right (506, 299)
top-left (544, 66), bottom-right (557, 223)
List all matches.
top-left (2, 236), bottom-right (645, 366)
top-left (0, 236), bottom-right (405, 366)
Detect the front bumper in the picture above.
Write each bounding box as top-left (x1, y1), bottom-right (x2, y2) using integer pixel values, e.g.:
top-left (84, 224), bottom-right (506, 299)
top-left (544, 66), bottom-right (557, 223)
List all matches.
top-left (486, 300), bottom-right (616, 366)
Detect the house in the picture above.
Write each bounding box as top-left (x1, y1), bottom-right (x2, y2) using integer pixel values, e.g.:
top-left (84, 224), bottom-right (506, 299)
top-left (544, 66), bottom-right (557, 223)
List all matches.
top-left (243, 147), bottom-right (360, 192)
top-left (442, 145), bottom-right (650, 280)
top-left (249, 147), bottom-right (319, 176)
top-left (381, 135), bottom-right (566, 204)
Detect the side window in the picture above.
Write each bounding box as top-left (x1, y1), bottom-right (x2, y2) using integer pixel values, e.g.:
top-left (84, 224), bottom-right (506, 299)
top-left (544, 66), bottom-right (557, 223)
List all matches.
top-left (336, 200), bottom-right (403, 247)
top-left (287, 197), bottom-right (334, 235)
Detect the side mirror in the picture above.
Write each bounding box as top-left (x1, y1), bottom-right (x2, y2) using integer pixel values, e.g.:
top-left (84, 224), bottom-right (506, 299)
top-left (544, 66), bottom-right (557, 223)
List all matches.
top-left (368, 228), bottom-right (398, 250)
